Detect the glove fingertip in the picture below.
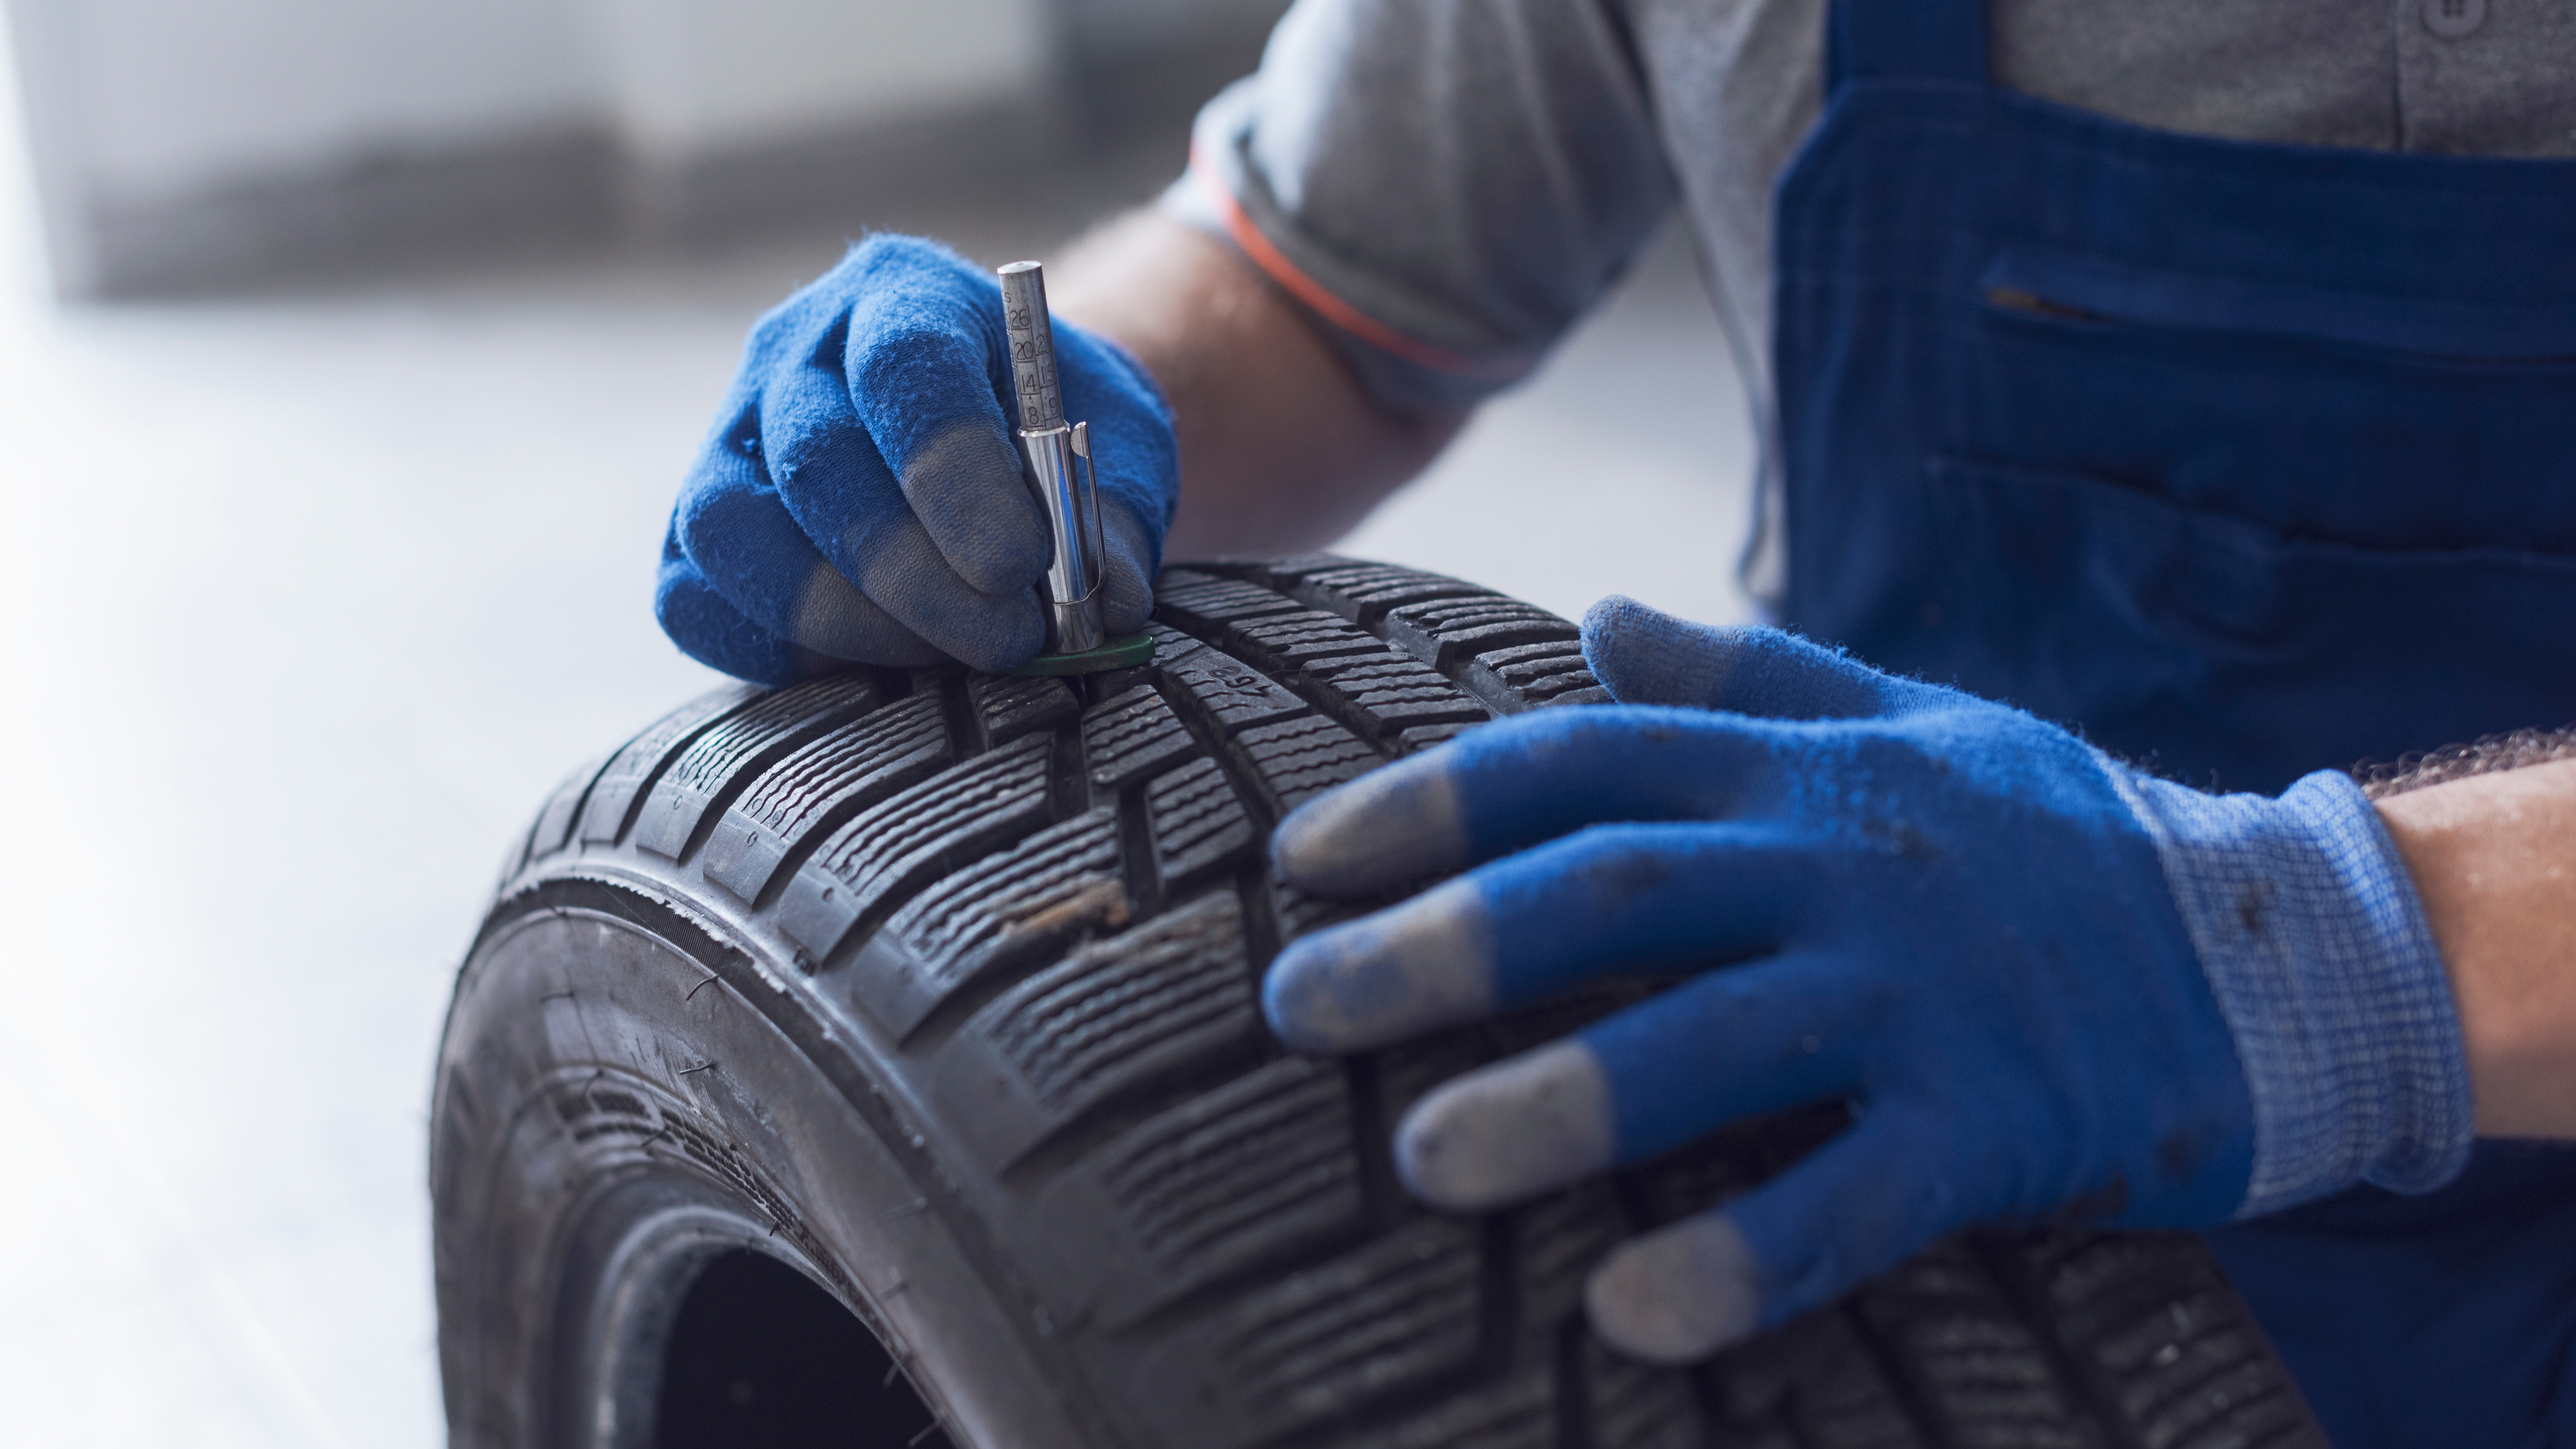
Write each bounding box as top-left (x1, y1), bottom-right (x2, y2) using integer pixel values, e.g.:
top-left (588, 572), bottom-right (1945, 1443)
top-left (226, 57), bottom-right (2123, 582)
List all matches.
top-left (1580, 595), bottom-right (1743, 708)
top-left (1261, 878), bottom-right (1496, 1053)
top-left (1393, 1038), bottom-right (1614, 1213)
top-left (1271, 761), bottom-right (1471, 895)
top-left (1586, 1215), bottom-right (1762, 1364)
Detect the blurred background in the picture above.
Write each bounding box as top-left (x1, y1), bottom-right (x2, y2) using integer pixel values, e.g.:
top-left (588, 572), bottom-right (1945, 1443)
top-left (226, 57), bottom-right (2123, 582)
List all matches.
top-left (0, 1), bottom-right (1751, 1443)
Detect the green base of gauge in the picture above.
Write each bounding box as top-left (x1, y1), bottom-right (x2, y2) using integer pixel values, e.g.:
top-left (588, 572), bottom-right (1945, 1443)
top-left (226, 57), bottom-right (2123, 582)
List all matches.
top-left (1007, 632), bottom-right (1157, 677)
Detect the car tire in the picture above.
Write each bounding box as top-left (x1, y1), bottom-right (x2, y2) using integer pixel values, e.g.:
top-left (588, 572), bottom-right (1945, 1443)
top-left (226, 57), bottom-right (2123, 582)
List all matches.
top-left (432, 554), bottom-right (2326, 1449)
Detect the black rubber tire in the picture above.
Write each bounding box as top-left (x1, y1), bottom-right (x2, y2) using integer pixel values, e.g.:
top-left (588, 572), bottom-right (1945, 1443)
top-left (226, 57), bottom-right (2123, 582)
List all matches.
top-left (434, 554), bottom-right (2328, 1449)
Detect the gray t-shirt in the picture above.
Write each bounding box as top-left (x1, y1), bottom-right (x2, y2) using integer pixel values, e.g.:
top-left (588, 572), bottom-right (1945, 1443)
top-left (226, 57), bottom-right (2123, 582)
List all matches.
top-left (1165, 0), bottom-right (2576, 581)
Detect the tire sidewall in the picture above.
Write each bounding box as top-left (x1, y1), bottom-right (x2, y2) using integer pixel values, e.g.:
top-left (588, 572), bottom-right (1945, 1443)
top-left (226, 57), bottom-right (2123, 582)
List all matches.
top-left (431, 881), bottom-right (1098, 1449)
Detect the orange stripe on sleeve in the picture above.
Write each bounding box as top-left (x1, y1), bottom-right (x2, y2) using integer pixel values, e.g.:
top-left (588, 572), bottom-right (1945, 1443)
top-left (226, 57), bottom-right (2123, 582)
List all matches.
top-left (1189, 145), bottom-right (1528, 382)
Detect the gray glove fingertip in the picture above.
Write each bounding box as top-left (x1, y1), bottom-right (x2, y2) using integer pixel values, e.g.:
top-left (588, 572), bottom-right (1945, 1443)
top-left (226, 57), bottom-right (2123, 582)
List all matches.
top-left (1270, 758), bottom-right (1472, 895)
top-left (897, 418), bottom-right (1053, 596)
top-left (1098, 502), bottom-right (1159, 635)
top-left (1580, 595), bottom-right (1745, 708)
top-left (1394, 1038), bottom-right (1615, 1212)
top-left (1263, 878), bottom-right (1496, 1052)
top-left (787, 557), bottom-right (947, 666)
top-left (1586, 1214), bottom-right (1762, 1364)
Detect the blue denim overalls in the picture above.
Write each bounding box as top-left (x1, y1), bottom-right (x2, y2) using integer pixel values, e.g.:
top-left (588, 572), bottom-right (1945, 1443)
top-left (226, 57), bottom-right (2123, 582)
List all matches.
top-left (1771, 2), bottom-right (2576, 1441)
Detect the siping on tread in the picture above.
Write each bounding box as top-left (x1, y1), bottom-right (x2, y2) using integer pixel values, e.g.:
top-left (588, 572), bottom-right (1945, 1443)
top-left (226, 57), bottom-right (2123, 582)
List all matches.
top-left (487, 554), bottom-right (2322, 1449)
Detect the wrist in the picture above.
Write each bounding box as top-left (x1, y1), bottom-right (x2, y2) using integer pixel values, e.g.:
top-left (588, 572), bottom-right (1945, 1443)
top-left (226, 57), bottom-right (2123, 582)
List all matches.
top-left (2112, 766), bottom-right (2474, 1213)
top-left (2375, 757), bottom-right (2576, 1138)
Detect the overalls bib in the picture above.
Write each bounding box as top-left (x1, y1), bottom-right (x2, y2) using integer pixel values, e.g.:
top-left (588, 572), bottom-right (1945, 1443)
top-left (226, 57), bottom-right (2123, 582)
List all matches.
top-left (1771, 2), bottom-right (2576, 1442)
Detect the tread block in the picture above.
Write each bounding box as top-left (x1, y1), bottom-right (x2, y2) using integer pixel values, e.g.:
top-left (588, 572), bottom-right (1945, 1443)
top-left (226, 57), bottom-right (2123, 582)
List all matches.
top-left (1338, 1376), bottom-right (1554, 1449)
top-left (1160, 640), bottom-right (1311, 735)
top-left (933, 890), bottom-right (1258, 1166)
top-left (1214, 610), bottom-right (1391, 673)
top-left (700, 695), bottom-right (952, 904)
top-left (1023, 1056), bottom-right (1364, 1326)
top-left (967, 672), bottom-right (1080, 750)
top-left (2020, 1233), bottom-right (2324, 1449)
top-left (577, 685), bottom-right (760, 845)
top-left (1377, 1030), bottom-right (1491, 1128)
top-left (1255, 556), bottom-right (1491, 627)
top-left (1082, 686), bottom-right (1198, 793)
top-left (1384, 595), bottom-right (1581, 676)
top-left (518, 750), bottom-right (610, 875)
top-left (1512, 1183), bottom-right (1629, 1349)
top-left (843, 808), bottom-right (1129, 1041)
top-left (1853, 1241), bottom-right (2087, 1449)
top-left (1583, 1342), bottom-right (1706, 1449)
top-left (1236, 714), bottom-right (1379, 816)
top-left (1399, 720), bottom-right (1483, 752)
top-left (1146, 758), bottom-right (1256, 893)
top-left (1153, 575), bottom-right (1311, 631)
top-left (1270, 878), bottom-right (1390, 946)
top-left (1468, 639), bottom-right (1608, 709)
top-left (1129, 1217), bottom-right (1487, 1447)
top-left (1702, 1308), bottom-right (1926, 1447)
top-left (1304, 651), bottom-right (1491, 736)
top-left (632, 673), bottom-right (886, 860)
top-left (773, 734), bottom-right (1055, 962)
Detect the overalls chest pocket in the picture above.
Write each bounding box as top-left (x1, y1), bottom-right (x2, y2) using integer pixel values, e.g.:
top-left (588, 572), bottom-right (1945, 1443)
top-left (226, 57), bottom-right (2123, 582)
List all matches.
top-left (1921, 246), bottom-right (2576, 791)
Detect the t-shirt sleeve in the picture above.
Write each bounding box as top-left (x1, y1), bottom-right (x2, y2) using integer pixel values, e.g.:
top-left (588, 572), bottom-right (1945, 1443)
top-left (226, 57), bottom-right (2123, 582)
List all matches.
top-left (1161, 0), bottom-right (1675, 415)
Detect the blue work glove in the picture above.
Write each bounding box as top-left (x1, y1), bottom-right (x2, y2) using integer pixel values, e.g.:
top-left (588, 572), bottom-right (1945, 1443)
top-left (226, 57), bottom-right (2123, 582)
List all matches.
top-left (1265, 597), bottom-right (2473, 1364)
top-left (656, 234), bottom-right (1177, 682)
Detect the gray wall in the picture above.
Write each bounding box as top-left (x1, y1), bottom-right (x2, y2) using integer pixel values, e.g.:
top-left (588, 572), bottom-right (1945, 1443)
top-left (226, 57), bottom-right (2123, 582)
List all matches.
top-left (3, 0), bottom-right (1285, 296)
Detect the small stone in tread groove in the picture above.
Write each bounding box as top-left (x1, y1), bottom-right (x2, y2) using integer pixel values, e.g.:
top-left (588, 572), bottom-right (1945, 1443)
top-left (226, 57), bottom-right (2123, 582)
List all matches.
top-left (1236, 714), bottom-right (1378, 814)
top-left (968, 672), bottom-right (1080, 748)
top-left (700, 695), bottom-right (952, 904)
top-left (772, 734), bottom-right (1055, 960)
top-left (1147, 758), bottom-right (1255, 891)
top-left (1083, 687), bottom-right (1197, 792)
top-left (844, 808), bottom-right (1128, 1041)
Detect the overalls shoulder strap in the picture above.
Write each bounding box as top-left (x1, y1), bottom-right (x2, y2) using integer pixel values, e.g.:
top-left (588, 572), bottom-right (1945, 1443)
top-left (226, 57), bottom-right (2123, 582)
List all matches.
top-left (1827, 0), bottom-right (1987, 86)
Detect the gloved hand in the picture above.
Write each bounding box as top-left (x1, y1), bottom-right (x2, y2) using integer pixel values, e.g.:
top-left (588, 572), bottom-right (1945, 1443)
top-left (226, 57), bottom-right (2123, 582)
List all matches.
top-left (1264, 596), bottom-right (2473, 1363)
top-left (655, 234), bottom-right (1177, 682)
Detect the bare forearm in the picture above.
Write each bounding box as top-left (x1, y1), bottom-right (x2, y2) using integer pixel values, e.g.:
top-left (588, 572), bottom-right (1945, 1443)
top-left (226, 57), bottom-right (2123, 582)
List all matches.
top-left (2378, 755), bottom-right (2576, 1136)
top-left (1049, 209), bottom-right (1466, 559)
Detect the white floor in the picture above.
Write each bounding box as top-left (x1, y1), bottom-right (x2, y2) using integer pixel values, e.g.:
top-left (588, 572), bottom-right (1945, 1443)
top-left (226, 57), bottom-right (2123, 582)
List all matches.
top-left (0, 127), bottom-right (1750, 1449)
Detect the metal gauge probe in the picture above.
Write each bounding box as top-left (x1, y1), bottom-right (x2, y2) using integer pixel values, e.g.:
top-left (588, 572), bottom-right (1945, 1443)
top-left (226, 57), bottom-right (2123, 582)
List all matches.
top-left (997, 260), bottom-right (1155, 676)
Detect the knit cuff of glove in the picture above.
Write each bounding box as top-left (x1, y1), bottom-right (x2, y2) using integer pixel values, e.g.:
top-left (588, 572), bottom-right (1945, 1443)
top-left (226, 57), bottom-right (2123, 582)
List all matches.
top-left (2108, 766), bottom-right (2475, 1218)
